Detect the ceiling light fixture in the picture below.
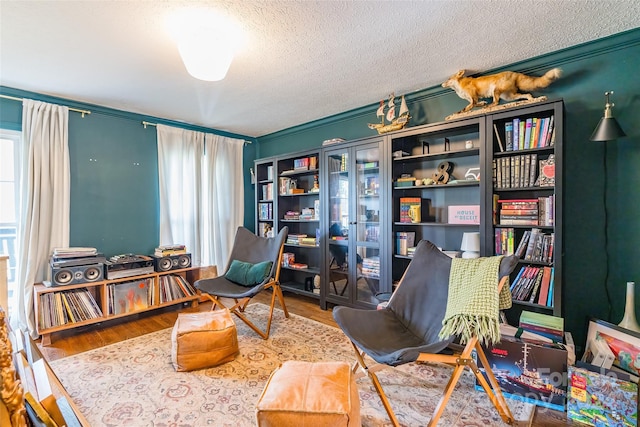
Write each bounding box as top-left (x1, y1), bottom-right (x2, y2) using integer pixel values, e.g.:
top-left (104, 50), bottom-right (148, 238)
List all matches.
top-left (167, 8), bottom-right (244, 82)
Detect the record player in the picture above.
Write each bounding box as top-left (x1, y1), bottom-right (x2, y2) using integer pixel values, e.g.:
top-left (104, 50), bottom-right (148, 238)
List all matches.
top-left (104, 254), bottom-right (154, 279)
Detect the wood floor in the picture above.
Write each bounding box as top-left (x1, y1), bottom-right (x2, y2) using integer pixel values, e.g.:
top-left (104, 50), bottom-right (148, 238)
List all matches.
top-left (38, 291), bottom-right (574, 426)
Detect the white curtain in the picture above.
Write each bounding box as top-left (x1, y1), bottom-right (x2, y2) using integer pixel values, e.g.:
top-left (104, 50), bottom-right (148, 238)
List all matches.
top-left (203, 133), bottom-right (245, 270)
top-left (16, 100), bottom-right (70, 336)
top-left (157, 125), bottom-right (244, 272)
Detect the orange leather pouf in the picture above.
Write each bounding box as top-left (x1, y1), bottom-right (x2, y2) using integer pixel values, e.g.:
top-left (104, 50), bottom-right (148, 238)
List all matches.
top-left (171, 309), bottom-right (239, 372)
top-left (256, 361), bottom-right (361, 427)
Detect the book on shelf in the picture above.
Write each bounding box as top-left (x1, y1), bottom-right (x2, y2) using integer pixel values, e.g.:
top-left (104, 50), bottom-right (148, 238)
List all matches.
top-left (537, 154), bottom-right (555, 187)
top-left (518, 120), bottom-right (525, 150)
top-left (494, 123), bottom-right (505, 152)
top-left (399, 197), bottom-right (421, 223)
top-left (523, 118), bottom-right (533, 149)
top-left (504, 121), bottom-right (513, 151)
top-left (494, 227), bottom-right (514, 256)
top-left (289, 262), bottom-right (308, 269)
top-left (396, 231), bottom-right (416, 256)
top-left (537, 266), bottom-right (553, 305)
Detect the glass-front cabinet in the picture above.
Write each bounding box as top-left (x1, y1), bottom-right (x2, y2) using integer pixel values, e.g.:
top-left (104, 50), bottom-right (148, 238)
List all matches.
top-left (322, 136), bottom-right (390, 309)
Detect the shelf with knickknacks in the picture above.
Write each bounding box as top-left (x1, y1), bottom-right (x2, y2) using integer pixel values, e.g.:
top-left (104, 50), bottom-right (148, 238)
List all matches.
top-left (309, 175), bottom-right (320, 193)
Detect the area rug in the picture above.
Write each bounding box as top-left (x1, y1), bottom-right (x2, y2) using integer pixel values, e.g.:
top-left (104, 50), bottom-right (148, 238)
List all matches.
top-left (50, 303), bottom-right (534, 426)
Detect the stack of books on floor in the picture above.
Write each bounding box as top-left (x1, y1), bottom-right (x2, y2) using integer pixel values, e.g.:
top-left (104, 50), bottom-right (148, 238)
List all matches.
top-left (518, 310), bottom-right (564, 343)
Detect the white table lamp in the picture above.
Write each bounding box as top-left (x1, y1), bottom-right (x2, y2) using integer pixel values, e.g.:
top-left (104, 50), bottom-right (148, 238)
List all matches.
top-left (460, 232), bottom-right (480, 259)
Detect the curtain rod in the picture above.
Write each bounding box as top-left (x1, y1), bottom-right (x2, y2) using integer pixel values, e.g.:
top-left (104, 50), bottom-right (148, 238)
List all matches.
top-left (142, 120), bottom-right (252, 144)
top-left (0, 94), bottom-right (91, 117)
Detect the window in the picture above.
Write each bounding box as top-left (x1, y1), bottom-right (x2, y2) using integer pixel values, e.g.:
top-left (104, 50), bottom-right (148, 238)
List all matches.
top-left (0, 129), bottom-right (20, 314)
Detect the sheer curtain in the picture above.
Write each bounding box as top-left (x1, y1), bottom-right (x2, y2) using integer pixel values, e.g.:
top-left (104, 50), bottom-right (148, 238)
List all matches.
top-left (16, 100), bottom-right (70, 335)
top-left (157, 125), bottom-right (244, 272)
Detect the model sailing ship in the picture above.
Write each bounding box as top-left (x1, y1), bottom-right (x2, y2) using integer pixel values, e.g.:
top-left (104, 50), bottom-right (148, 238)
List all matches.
top-left (368, 94), bottom-right (411, 134)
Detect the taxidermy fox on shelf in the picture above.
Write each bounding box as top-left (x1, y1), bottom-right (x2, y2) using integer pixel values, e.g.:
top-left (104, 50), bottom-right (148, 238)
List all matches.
top-left (442, 68), bottom-right (562, 114)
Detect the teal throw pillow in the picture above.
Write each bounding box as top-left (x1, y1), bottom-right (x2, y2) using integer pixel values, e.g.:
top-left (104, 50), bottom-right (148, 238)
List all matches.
top-left (225, 260), bottom-right (273, 287)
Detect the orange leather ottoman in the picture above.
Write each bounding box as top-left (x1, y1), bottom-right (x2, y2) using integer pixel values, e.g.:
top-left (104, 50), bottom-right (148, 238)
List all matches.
top-left (256, 361), bottom-right (360, 427)
top-left (171, 309), bottom-right (239, 372)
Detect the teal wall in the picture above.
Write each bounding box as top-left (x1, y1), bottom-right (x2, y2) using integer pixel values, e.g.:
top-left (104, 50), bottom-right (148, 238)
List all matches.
top-left (0, 88), bottom-right (255, 256)
top-left (254, 28), bottom-right (640, 351)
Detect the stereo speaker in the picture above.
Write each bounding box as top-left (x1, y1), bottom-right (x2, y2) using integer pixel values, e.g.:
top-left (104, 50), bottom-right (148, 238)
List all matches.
top-left (51, 263), bottom-right (104, 286)
top-left (152, 253), bottom-right (191, 272)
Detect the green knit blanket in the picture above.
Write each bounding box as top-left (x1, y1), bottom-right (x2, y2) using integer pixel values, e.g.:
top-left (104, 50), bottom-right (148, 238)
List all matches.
top-left (438, 256), bottom-right (511, 346)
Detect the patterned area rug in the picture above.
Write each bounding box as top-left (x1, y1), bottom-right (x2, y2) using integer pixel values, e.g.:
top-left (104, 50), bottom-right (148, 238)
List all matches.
top-left (50, 303), bottom-right (534, 426)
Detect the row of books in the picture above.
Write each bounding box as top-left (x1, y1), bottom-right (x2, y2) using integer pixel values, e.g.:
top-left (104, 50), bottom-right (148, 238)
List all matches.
top-left (38, 289), bottom-right (103, 329)
top-left (494, 227), bottom-right (515, 256)
top-left (258, 202), bottom-right (273, 220)
top-left (495, 115), bottom-right (555, 152)
top-left (493, 153), bottom-right (538, 189)
top-left (261, 182), bottom-right (274, 201)
top-left (362, 256), bottom-right (380, 278)
top-left (158, 274), bottom-right (197, 304)
top-left (286, 233), bottom-right (318, 246)
top-left (516, 228), bottom-right (554, 263)
top-left (294, 156), bottom-right (317, 170)
top-left (497, 196), bottom-right (554, 226)
top-left (511, 266), bottom-right (554, 307)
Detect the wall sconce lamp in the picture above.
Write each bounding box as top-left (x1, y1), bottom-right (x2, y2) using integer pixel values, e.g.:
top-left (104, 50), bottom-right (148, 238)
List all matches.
top-left (590, 91), bottom-right (626, 141)
top-left (589, 91), bottom-right (627, 324)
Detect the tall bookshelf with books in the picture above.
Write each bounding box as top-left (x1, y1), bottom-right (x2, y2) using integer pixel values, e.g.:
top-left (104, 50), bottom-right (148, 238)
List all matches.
top-left (390, 117), bottom-right (484, 285)
top-left (322, 136), bottom-right (390, 309)
top-left (255, 158), bottom-right (276, 238)
top-left (274, 149), bottom-right (322, 299)
top-left (486, 99), bottom-right (563, 323)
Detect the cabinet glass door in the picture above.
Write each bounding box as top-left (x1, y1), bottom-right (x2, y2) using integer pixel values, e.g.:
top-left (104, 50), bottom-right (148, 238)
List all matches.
top-left (354, 144), bottom-right (381, 304)
top-left (327, 149), bottom-right (350, 299)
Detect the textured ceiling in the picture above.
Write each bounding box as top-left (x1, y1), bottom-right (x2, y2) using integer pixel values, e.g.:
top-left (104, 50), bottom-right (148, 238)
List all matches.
top-left (1, 1), bottom-right (639, 137)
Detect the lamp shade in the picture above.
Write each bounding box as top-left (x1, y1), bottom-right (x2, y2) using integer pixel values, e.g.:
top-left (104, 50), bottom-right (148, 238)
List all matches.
top-left (590, 117), bottom-right (626, 141)
top-left (590, 91), bottom-right (626, 141)
top-left (460, 232), bottom-right (480, 259)
top-left (167, 8), bottom-right (244, 82)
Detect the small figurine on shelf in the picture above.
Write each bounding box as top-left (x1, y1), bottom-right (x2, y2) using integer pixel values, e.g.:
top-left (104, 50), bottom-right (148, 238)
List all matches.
top-left (309, 175), bottom-right (320, 193)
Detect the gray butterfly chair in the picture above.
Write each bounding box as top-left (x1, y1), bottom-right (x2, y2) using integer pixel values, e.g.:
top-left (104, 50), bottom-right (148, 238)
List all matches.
top-left (333, 240), bottom-right (518, 426)
top-left (195, 226), bottom-right (289, 340)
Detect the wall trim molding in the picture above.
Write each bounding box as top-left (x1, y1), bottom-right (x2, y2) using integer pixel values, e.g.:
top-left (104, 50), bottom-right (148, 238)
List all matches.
top-left (258, 28), bottom-right (640, 144)
top-left (0, 86), bottom-right (255, 143)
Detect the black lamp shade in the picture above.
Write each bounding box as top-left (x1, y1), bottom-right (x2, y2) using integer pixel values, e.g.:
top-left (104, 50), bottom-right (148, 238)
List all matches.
top-left (590, 117), bottom-right (626, 141)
